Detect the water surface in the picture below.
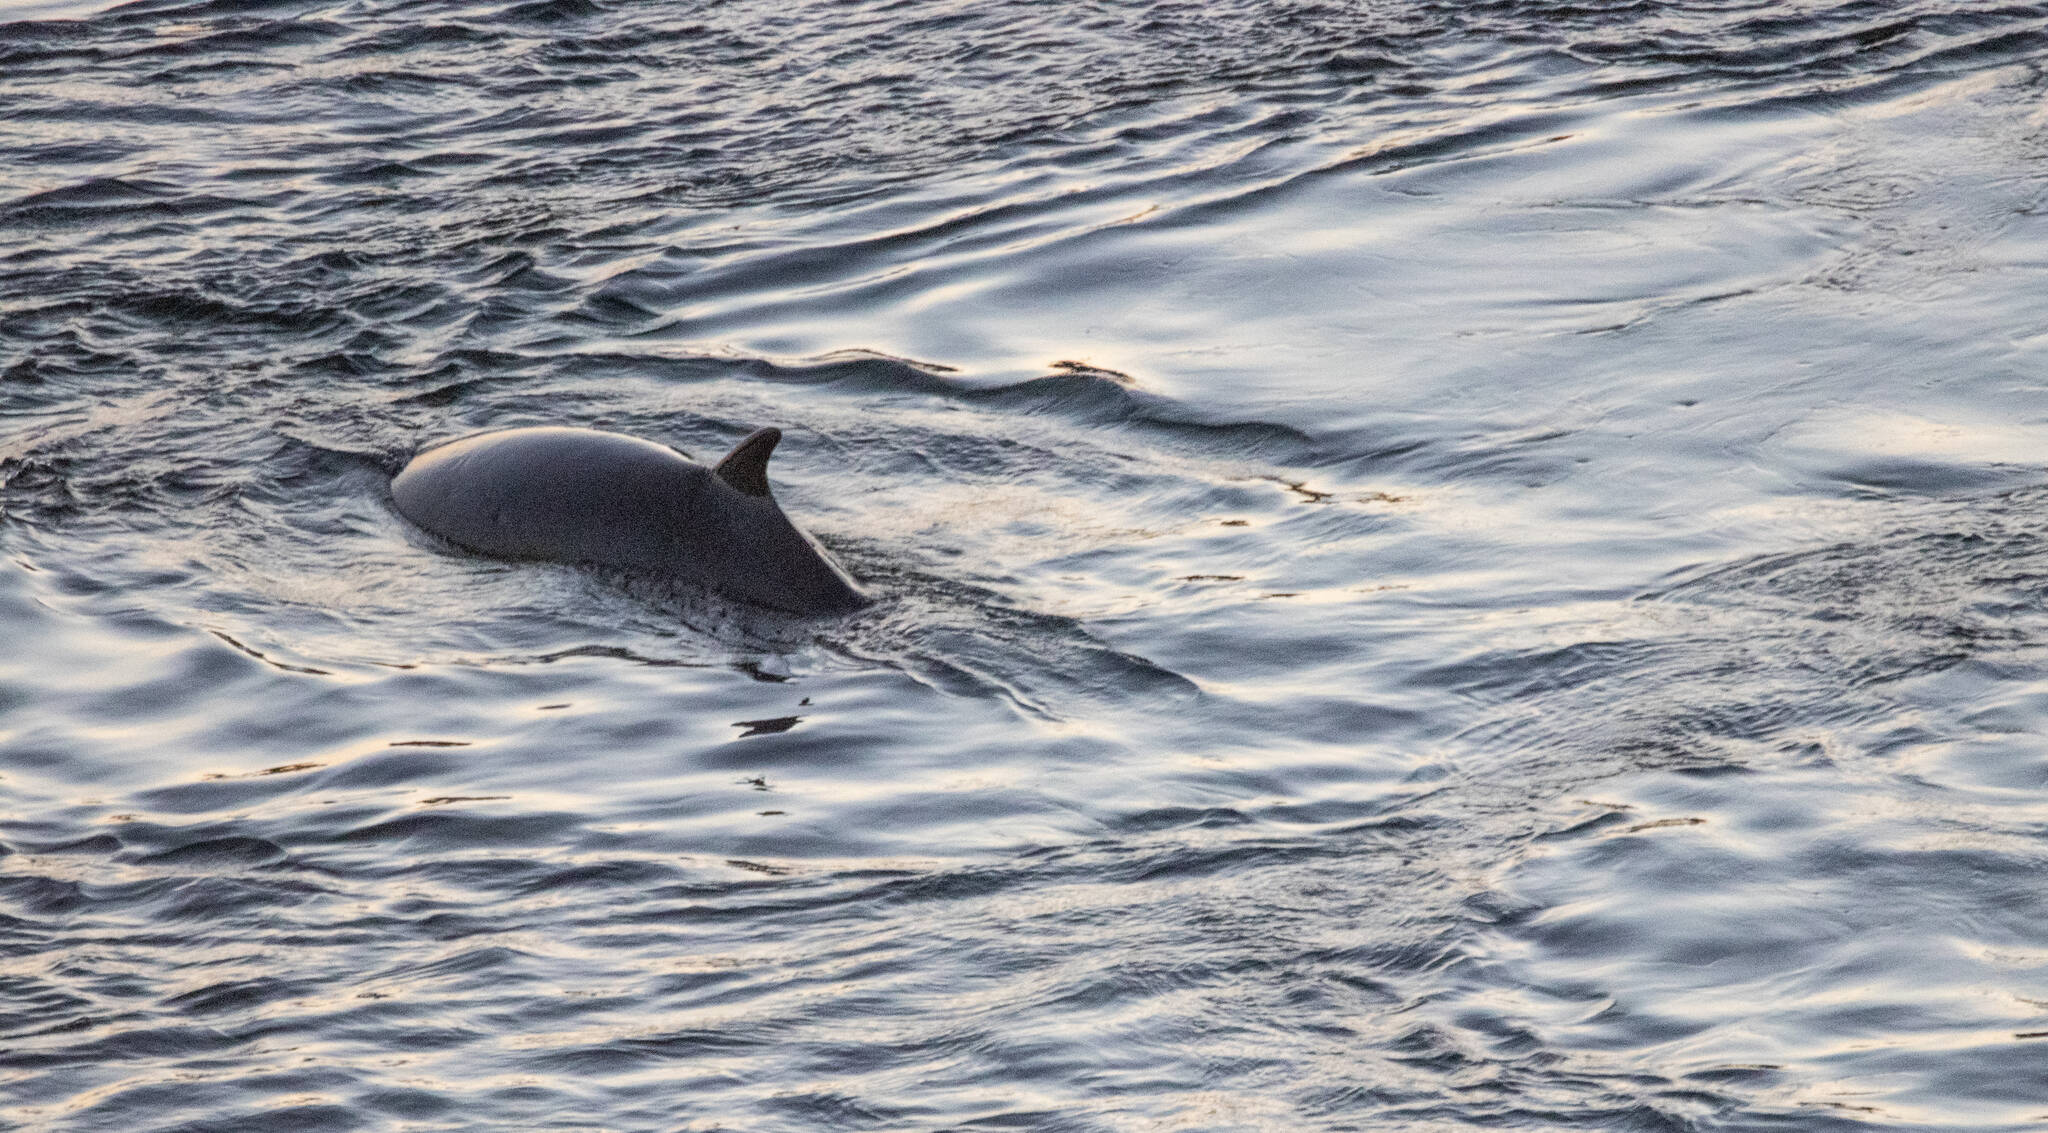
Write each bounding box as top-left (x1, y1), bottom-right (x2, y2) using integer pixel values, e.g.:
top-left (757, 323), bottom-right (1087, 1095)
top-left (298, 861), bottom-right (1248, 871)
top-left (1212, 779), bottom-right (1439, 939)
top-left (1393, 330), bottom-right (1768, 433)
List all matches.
top-left (6, 0), bottom-right (2048, 1128)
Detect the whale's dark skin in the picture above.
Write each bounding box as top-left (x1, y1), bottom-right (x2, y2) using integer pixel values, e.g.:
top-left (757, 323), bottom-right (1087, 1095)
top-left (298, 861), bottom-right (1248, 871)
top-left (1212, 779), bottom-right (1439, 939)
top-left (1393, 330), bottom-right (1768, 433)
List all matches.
top-left (391, 425), bottom-right (869, 617)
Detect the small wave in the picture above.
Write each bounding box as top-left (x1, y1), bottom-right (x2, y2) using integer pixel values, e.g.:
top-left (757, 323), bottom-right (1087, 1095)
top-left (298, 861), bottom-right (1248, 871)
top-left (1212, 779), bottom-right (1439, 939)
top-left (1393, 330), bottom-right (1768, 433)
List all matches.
top-left (716, 352), bottom-right (1325, 460)
top-left (504, 0), bottom-right (606, 24)
top-left (137, 835), bottom-right (287, 866)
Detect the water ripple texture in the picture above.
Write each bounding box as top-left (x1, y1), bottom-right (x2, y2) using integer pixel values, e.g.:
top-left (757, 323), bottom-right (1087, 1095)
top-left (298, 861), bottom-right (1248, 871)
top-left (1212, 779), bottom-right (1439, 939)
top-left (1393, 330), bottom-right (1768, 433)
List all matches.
top-left (7, 0), bottom-right (2048, 1129)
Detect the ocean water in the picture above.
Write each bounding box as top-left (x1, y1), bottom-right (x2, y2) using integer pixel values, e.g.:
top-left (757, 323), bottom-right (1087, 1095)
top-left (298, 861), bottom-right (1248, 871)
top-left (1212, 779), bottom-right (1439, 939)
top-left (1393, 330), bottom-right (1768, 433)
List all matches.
top-left (5, 0), bottom-right (2048, 1128)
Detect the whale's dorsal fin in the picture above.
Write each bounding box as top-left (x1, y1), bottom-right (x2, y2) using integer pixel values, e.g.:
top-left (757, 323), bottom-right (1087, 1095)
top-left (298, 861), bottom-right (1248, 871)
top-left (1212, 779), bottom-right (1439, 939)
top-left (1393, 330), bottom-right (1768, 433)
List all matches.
top-left (714, 427), bottom-right (780, 497)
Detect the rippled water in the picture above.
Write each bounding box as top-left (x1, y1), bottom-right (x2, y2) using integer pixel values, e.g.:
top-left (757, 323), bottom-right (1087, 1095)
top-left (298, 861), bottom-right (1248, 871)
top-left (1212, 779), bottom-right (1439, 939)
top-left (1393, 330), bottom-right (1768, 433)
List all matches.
top-left (6, 0), bottom-right (2048, 1128)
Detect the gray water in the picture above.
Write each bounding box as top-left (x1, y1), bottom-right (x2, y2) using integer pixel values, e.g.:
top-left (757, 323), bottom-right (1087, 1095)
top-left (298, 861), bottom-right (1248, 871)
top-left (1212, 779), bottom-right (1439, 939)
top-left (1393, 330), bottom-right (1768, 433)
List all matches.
top-left (5, 0), bottom-right (2048, 1129)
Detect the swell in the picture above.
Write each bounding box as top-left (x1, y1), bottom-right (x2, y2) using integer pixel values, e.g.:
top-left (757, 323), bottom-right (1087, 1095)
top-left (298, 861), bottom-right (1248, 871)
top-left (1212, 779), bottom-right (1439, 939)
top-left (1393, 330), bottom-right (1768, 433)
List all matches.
top-left (1413, 483), bottom-right (2048, 801)
top-left (0, 740), bottom-right (1856, 1131)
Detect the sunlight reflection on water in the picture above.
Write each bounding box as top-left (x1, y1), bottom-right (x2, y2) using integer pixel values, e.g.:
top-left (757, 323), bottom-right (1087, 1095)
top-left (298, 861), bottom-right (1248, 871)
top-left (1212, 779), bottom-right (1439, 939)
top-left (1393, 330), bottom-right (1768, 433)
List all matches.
top-left (6, 0), bottom-right (2048, 1128)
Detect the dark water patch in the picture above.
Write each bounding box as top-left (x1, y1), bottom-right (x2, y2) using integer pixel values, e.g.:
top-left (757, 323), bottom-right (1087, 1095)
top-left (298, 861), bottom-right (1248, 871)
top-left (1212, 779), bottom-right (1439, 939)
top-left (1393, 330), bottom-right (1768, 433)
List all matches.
top-left (144, 53), bottom-right (296, 81)
top-left (504, 0), bottom-right (605, 24)
top-left (333, 808), bottom-right (584, 849)
top-left (0, 39), bottom-right (106, 70)
top-left (514, 858), bottom-right (683, 895)
top-left (109, 286), bottom-right (345, 335)
top-left (322, 158), bottom-right (433, 186)
top-left (322, 22), bottom-right (501, 59)
top-left (5, 174), bottom-right (174, 210)
top-left (1115, 806), bottom-right (1253, 834)
top-left (137, 835), bottom-right (287, 866)
top-left (732, 715), bottom-right (800, 737)
top-left (0, 875), bottom-right (92, 916)
top-left (1822, 455), bottom-right (2024, 496)
top-left (155, 16), bottom-right (349, 56)
top-left (25, 833), bottom-right (125, 854)
top-left (3, 183), bottom-right (270, 228)
top-left (161, 974), bottom-right (311, 1016)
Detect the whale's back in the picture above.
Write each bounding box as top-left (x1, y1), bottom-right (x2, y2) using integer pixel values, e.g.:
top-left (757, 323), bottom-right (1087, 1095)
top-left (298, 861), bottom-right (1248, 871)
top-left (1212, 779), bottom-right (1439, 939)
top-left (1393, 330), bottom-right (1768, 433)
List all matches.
top-left (391, 425), bottom-right (869, 616)
top-left (393, 427), bottom-right (710, 575)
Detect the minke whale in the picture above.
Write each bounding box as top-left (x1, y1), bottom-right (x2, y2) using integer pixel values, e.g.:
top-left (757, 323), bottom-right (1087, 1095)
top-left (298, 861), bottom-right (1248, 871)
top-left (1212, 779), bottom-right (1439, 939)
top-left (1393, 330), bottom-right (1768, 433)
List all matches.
top-left (391, 425), bottom-right (869, 617)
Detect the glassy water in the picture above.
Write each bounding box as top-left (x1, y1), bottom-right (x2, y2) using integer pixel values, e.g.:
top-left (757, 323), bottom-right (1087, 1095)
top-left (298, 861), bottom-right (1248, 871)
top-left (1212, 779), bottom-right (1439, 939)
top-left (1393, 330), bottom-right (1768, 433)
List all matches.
top-left (5, 0), bottom-right (2048, 1128)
